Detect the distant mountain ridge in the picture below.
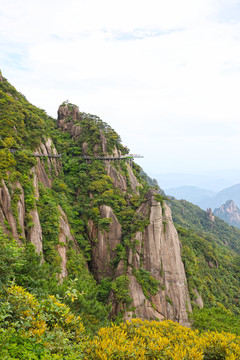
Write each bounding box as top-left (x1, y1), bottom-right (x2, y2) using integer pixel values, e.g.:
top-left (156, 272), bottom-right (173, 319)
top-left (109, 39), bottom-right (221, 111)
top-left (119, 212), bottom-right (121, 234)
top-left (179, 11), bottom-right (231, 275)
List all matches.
top-left (165, 184), bottom-right (240, 211)
top-left (164, 186), bottom-right (216, 205)
top-left (199, 183), bottom-right (240, 210)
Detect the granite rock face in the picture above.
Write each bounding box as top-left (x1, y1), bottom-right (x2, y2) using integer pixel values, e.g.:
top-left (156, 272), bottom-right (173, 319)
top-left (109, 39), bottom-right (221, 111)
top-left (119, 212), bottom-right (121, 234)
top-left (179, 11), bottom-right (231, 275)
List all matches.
top-left (57, 103), bottom-right (82, 139)
top-left (0, 180), bottom-right (23, 243)
top-left (90, 205), bottom-right (122, 281)
top-left (0, 140), bottom-right (74, 280)
top-left (107, 190), bottom-right (191, 326)
top-left (35, 138), bottom-right (61, 188)
top-left (139, 192), bottom-right (191, 326)
top-left (57, 206), bottom-right (78, 282)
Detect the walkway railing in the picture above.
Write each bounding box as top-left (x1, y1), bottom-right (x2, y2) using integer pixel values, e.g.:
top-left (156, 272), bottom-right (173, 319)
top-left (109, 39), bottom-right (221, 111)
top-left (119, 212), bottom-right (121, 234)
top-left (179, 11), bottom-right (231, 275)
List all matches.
top-left (7, 149), bottom-right (143, 161)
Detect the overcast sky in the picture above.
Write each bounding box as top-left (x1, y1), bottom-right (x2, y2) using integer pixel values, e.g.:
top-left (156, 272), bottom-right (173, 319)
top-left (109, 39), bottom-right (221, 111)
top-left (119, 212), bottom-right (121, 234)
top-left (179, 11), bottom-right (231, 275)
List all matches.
top-left (1, 0), bottom-right (240, 190)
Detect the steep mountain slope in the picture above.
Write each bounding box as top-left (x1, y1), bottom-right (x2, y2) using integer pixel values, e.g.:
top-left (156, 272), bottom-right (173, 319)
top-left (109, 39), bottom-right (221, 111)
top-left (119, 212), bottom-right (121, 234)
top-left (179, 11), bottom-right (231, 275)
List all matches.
top-left (0, 73), bottom-right (191, 326)
top-left (1, 72), bottom-right (240, 336)
top-left (169, 197), bottom-right (240, 314)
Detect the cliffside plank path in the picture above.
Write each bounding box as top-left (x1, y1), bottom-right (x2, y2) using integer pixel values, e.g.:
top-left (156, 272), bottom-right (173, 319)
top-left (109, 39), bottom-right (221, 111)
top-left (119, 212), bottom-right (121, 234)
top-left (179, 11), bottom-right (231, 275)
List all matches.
top-left (8, 149), bottom-right (61, 158)
top-left (78, 154), bottom-right (144, 166)
top-left (8, 149), bottom-right (143, 163)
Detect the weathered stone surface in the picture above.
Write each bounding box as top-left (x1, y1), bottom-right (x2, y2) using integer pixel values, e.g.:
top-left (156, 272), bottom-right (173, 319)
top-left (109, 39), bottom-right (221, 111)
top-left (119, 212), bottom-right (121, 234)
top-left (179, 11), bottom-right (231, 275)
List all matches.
top-left (126, 274), bottom-right (165, 321)
top-left (31, 168), bottom-right (39, 200)
top-left (57, 104), bottom-right (82, 140)
top-left (108, 190), bottom-right (191, 326)
top-left (105, 162), bottom-right (141, 193)
top-left (57, 206), bottom-right (79, 282)
top-left (16, 182), bottom-right (25, 239)
top-left (35, 159), bottom-right (52, 188)
top-left (193, 289), bottom-right (204, 308)
top-left (28, 208), bottom-right (43, 255)
top-left (35, 138), bottom-right (61, 188)
top-left (90, 205), bottom-right (122, 281)
top-left (126, 163), bottom-right (141, 194)
top-left (100, 130), bottom-right (107, 154)
top-left (128, 191), bottom-right (191, 326)
top-left (112, 147), bottom-right (121, 157)
top-left (0, 180), bottom-right (22, 243)
top-left (106, 164), bottom-right (127, 191)
top-left (58, 104), bottom-right (81, 125)
top-left (82, 142), bottom-right (88, 155)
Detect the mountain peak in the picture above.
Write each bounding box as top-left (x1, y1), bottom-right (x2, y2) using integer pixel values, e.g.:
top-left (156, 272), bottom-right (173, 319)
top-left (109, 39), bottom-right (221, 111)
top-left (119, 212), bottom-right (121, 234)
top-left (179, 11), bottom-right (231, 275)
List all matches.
top-left (214, 200), bottom-right (240, 228)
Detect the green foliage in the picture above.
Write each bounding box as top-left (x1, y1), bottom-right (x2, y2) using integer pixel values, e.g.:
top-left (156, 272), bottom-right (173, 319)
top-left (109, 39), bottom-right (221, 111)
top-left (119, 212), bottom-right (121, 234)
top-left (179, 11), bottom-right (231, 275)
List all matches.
top-left (98, 217), bottom-right (112, 232)
top-left (0, 81), bottom-right (51, 150)
top-left (0, 149), bottom-right (16, 181)
top-left (171, 198), bottom-right (240, 253)
top-left (97, 278), bottom-right (112, 303)
top-left (154, 194), bottom-right (169, 203)
top-left (133, 268), bottom-right (159, 299)
top-left (178, 226), bottom-right (240, 313)
top-left (0, 284), bottom-right (86, 358)
top-left (65, 249), bottom-right (110, 333)
top-left (15, 149), bottom-right (37, 174)
top-left (169, 198), bottom-right (240, 320)
top-left (0, 227), bottom-right (25, 288)
top-left (191, 306), bottom-right (240, 335)
top-left (111, 275), bottom-right (132, 306)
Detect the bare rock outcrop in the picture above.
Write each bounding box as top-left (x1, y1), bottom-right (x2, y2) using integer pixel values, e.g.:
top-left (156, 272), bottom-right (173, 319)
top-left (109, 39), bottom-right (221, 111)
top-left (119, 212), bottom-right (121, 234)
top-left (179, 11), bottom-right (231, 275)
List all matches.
top-left (57, 206), bottom-right (77, 282)
top-left (128, 192), bottom-right (191, 326)
top-left (0, 180), bottom-right (23, 243)
top-left (193, 289), bottom-right (204, 308)
top-left (107, 190), bottom-right (191, 326)
top-left (90, 205), bottom-right (122, 281)
top-left (57, 103), bottom-right (82, 139)
top-left (26, 170), bottom-right (43, 255)
top-left (16, 182), bottom-right (25, 239)
top-left (106, 164), bottom-right (127, 192)
top-left (126, 163), bottom-right (141, 193)
top-left (35, 138), bottom-right (61, 188)
top-left (105, 163), bottom-right (141, 193)
top-left (28, 208), bottom-right (43, 255)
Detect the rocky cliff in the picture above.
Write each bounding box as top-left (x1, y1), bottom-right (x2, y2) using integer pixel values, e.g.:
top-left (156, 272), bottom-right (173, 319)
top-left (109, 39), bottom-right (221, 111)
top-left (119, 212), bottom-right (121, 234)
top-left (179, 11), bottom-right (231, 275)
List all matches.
top-left (54, 103), bottom-right (192, 325)
top-left (111, 191), bottom-right (191, 326)
top-left (0, 82), bottom-right (191, 326)
top-left (0, 138), bottom-right (77, 279)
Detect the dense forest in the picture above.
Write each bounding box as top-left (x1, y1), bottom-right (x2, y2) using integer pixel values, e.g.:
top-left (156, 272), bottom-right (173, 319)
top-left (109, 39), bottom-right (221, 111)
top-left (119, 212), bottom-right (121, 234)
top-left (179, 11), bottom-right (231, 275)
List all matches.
top-left (0, 71), bottom-right (240, 358)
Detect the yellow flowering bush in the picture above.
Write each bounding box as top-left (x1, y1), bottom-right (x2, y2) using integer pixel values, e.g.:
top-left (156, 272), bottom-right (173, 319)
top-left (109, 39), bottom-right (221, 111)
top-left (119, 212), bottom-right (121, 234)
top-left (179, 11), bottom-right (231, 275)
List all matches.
top-left (2, 284), bottom-right (86, 356)
top-left (5, 284), bottom-right (47, 337)
top-left (85, 318), bottom-right (240, 359)
top-left (2, 285), bottom-right (240, 359)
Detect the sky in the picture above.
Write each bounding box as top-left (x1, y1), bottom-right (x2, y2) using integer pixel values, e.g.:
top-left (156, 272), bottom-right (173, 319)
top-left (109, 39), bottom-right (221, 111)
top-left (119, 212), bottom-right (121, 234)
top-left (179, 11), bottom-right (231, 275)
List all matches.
top-left (1, 0), bottom-right (240, 191)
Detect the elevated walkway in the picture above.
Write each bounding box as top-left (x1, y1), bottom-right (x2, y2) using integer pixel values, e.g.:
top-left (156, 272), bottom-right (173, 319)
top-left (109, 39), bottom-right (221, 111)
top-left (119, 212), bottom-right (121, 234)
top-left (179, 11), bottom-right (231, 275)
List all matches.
top-left (80, 154), bottom-right (144, 161)
top-left (8, 149), bottom-right (61, 158)
top-left (7, 149), bottom-right (143, 161)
